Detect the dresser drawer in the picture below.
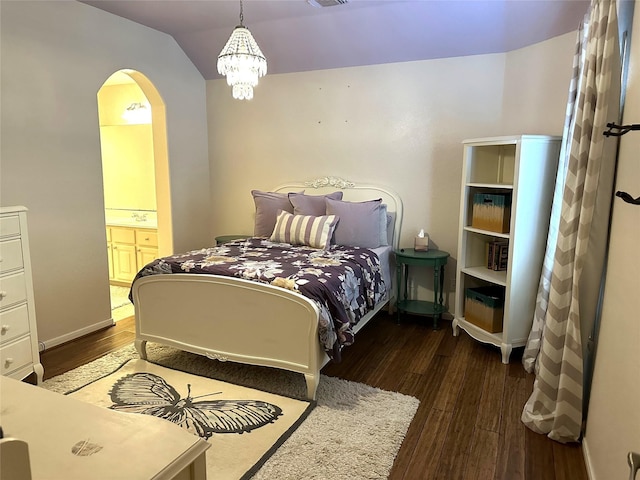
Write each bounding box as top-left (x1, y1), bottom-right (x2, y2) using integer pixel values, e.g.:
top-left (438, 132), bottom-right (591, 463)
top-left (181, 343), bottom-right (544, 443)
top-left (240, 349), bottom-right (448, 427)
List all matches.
top-left (0, 272), bottom-right (27, 309)
top-left (0, 215), bottom-right (21, 238)
top-left (1, 336), bottom-right (33, 376)
top-left (0, 238), bottom-right (24, 273)
top-left (0, 304), bottom-right (30, 346)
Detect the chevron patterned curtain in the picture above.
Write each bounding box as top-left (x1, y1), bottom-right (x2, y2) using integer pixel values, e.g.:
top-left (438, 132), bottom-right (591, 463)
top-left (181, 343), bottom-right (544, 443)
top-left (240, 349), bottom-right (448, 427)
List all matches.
top-left (520, 0), bottom-right (621, 443)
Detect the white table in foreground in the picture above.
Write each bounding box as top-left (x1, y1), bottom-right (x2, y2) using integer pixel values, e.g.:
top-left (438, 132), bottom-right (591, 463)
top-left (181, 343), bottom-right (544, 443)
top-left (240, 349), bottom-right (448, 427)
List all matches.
top-left (0, 376), bottom-right (210, 480)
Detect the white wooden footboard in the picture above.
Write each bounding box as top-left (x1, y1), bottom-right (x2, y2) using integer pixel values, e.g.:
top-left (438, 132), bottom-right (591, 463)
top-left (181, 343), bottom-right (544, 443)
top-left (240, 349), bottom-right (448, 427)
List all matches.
top-left (132, 274), bottom-right (326, 400)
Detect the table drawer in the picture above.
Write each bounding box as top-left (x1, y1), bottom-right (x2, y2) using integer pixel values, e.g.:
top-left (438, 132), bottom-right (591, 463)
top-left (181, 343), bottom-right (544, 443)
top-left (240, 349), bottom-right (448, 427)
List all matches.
top-left (0, 272), bottom-right (27, 309)
top-left (0, 238), bottom-right (24, 273)
top-left (1, 336), bottom-right (33, 376)
top-left (0, 215), bottom-right (20, 238)
top-left (0, 304), bottom-right (30, 346)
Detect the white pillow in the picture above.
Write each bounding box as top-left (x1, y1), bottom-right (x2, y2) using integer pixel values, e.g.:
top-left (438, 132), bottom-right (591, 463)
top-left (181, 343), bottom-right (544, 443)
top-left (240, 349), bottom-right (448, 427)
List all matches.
top-left (379, 204), bottom-right (389, 246)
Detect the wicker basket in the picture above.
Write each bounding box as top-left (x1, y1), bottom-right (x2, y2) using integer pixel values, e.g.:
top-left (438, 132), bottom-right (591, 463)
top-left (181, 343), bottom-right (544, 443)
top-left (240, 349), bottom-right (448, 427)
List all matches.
top-left (464, 286), bottom-right (505, 333)
top-left (471, 193), bottom-right (511, 233)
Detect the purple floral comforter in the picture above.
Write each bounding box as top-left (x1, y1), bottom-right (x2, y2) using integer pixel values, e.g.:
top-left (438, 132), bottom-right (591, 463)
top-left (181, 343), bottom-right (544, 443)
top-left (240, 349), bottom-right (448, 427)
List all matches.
top-left (130, 237), bottom-right (387, 361)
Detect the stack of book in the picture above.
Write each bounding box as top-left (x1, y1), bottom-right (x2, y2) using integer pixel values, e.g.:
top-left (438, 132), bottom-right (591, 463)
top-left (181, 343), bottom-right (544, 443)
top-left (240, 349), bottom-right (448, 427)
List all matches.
top-left (486, 240), bottom-right (509, 271)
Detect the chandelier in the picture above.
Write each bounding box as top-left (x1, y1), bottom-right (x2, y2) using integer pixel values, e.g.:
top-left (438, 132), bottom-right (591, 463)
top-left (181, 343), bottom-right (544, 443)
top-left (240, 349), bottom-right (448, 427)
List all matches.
top-left (217, 0), bottom-right (267, 100)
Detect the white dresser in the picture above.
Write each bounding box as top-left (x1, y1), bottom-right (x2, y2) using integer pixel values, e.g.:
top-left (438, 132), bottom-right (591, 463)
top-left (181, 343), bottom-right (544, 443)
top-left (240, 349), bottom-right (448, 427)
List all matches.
top-left (0, 206), bottom-right (43, 383)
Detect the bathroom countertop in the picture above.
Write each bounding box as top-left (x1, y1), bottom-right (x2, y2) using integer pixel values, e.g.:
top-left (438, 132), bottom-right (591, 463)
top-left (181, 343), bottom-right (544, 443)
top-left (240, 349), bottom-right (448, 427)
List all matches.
top-left (106, 219), bottom-right (158, 229)
top-left (105, 209), bottom-right (158, 229)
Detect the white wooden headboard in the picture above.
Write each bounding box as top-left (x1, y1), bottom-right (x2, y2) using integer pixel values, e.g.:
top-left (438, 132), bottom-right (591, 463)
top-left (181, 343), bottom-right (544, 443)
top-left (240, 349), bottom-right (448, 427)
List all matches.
top-left (274, 176), bottom-right (403, 251)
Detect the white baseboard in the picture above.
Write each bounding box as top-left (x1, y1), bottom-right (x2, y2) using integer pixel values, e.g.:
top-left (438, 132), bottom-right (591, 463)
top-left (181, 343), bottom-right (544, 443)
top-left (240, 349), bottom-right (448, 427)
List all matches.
top-left (582, 437), bottom-right (596, 480)
top-left (40, 318), bottom-right (115, 351)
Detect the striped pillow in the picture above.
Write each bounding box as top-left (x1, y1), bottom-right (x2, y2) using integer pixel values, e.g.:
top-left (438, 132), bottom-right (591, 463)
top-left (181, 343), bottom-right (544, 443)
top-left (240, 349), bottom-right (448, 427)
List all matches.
top-left (270, 210), bottom-right (339, 250)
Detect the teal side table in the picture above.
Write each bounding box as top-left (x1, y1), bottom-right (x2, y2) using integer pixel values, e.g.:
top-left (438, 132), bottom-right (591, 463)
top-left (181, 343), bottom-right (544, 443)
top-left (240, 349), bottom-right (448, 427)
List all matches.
top-left (215, 235), bottom-right (250, 245)
top-left (395, 248), bottom-right (450, 329)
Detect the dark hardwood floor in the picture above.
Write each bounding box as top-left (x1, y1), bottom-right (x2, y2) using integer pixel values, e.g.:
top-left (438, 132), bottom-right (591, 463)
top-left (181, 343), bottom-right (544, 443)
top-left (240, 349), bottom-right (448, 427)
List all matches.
top-left (40, 312), bottom-right (588, 480)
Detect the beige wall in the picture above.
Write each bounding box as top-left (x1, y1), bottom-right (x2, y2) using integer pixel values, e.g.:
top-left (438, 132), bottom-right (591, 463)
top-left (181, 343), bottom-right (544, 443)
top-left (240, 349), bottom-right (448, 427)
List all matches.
top-left (100, 124), bottom-right (156, 211)
top-left (99, 84), bottom-right (156, 211)
top-left (206, 34), bottom-right (574, 307)
top-left (502, 32), bottom-right (577, 134)
top-left (583, 2), bottom-right (639, 478)
top-left (0, 1), bottom-right (210, 347)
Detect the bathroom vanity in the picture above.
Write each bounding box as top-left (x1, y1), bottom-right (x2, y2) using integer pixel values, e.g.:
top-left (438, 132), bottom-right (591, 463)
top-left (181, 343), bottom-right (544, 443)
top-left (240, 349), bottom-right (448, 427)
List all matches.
top-left (105, 210), bottom-right (158, 286)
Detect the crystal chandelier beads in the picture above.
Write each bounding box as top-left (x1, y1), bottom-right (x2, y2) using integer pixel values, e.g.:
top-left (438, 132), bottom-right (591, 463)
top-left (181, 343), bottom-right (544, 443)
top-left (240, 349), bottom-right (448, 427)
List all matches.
top-left (217, 1), bottom-right (267, 100)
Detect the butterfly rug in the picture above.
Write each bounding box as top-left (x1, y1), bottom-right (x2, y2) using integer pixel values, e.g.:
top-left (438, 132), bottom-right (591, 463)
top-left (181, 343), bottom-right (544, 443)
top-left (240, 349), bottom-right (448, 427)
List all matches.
top-left (67, 359), bottom-right (315, 480)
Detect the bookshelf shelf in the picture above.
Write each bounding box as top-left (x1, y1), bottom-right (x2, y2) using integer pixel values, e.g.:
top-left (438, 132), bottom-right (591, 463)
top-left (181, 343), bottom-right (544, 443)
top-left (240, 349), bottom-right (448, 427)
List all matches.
top-left (461, 266), bottom-right (507, 286)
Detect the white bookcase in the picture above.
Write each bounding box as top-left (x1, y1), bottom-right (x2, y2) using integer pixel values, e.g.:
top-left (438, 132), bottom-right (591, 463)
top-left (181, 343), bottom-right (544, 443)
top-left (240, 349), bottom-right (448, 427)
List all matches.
top-left (453, 135), bottom-right (561, 363)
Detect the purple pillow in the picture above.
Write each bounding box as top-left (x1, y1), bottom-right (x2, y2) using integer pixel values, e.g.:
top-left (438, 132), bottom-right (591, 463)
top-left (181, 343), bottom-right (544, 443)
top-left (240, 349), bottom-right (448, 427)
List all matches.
top-left (325, 198), bottom-right (384, 248)
top-left (252, 190), bottom-right (299, 237)
top-left (289, 191), bottom-right (343, 216)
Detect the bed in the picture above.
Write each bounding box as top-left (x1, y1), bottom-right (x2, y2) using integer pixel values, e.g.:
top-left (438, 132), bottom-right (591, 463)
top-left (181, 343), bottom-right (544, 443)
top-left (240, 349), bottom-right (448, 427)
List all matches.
top-left (131, 176), bottom-right (403, 400)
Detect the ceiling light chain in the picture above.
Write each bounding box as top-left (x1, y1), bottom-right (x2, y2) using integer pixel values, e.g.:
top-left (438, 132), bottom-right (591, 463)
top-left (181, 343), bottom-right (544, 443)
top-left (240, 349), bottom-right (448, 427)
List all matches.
top-left (217, 0), bottom-right (267, 100)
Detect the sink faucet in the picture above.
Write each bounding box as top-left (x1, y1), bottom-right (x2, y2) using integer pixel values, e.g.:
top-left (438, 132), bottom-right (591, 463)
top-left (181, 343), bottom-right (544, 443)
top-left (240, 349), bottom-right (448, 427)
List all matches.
top-left (131, 212), bottom-right (148, 222)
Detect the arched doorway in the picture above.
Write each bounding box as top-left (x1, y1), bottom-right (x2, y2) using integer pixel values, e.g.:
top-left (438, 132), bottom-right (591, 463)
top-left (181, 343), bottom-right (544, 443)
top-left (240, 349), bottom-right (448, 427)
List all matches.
top-left (97, 70), bottom-right (172, 320)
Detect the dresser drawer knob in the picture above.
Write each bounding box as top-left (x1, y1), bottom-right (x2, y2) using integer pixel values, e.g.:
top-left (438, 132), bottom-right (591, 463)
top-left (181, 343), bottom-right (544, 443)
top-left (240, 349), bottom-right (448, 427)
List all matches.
top-left (4, 357), bottom-right (14, 367)
top-left (0, 291), bottom-right (6, 299)
top-left (0, 325), bottom-right (9, 334)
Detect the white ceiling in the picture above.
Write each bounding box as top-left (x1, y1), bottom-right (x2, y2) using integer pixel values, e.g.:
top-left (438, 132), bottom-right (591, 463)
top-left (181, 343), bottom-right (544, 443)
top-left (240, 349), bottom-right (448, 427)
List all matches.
top-left (80, 0), bottom-right (591, 80)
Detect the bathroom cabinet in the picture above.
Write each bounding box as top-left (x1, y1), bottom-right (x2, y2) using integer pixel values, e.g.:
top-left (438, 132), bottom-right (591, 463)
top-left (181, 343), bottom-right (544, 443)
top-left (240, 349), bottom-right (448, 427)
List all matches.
top-left (107, 225), bottom-right (158, 286)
